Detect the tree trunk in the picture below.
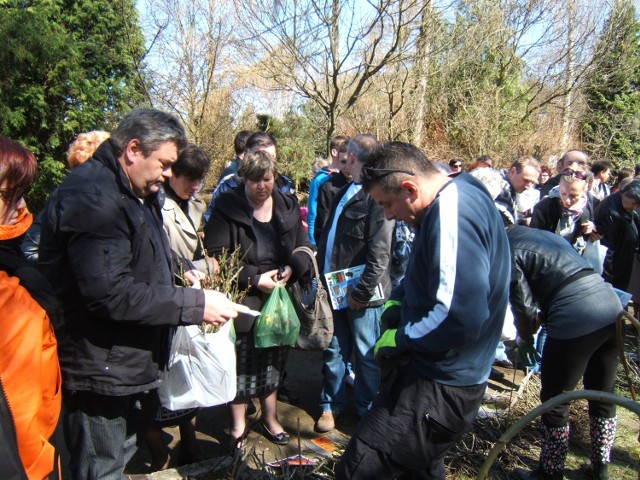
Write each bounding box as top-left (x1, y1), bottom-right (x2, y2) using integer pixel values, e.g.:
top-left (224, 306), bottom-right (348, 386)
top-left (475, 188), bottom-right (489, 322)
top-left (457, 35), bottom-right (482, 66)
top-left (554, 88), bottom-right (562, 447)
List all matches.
top-left (561, 0), bottom-right (575, 150)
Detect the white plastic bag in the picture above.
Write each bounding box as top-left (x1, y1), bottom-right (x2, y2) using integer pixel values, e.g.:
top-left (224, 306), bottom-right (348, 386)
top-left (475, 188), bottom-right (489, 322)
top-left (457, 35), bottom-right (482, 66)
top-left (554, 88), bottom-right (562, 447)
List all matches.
top-left (158, 321), bottom-right (237, 410)
top-left (582, 239), bottom-right (606, 274)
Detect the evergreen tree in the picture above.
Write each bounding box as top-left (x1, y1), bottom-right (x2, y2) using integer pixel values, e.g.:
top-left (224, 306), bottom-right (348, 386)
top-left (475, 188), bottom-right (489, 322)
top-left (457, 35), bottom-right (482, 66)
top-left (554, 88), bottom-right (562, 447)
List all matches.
top-left (581, 0), bottom-right (640, 168)
top-left (0, 0), bottom-right (148, 211)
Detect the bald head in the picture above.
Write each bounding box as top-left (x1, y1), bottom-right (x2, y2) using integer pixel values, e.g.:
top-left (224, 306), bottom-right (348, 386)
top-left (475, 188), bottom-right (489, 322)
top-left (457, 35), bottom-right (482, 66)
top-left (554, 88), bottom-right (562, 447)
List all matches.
top-left (560, 150), bottom-right (589, 170)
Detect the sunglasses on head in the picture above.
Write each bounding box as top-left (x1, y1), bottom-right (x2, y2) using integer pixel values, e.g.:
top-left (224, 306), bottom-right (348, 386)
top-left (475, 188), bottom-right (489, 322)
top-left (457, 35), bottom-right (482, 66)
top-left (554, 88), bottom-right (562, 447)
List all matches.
top-left (361, 166), bottom-right (415, 181)
top-left (562, 169), bottom-right (587, 181)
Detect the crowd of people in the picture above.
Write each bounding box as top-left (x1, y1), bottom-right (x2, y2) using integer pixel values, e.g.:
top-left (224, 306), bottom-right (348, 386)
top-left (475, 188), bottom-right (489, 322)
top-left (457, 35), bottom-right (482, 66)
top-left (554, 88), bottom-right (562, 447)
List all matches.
top-left (1, 107), bottom-right (638, 480)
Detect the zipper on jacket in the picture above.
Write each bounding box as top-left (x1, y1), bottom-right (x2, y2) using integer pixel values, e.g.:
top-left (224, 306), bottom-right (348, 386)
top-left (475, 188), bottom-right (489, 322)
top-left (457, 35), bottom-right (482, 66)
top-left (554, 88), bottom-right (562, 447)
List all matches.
top-left (0, 375), bottom-right (28, 478)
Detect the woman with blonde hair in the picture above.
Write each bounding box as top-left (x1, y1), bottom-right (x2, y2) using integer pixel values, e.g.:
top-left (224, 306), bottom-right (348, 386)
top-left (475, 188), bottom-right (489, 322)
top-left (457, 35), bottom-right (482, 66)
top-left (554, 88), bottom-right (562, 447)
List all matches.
top-left (67, 131), bottom-right (110, 168)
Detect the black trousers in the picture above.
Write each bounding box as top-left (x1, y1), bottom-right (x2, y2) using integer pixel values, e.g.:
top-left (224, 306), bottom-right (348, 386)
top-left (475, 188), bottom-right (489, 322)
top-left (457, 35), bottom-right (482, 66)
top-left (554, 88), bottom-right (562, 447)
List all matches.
top-left (336, 366), bottom-right (486, 480)
top-left (540, 323), bottom-right (619, 427)
top-left (63, 390), bottom-right (158, 480)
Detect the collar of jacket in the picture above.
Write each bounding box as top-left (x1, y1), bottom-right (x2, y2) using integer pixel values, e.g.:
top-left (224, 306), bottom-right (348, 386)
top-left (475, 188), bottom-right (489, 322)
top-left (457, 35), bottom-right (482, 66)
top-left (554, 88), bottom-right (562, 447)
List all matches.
top-left (91, 139), bottom-right (163, 210)
top-left (215, 183), bottom-right (299, 231)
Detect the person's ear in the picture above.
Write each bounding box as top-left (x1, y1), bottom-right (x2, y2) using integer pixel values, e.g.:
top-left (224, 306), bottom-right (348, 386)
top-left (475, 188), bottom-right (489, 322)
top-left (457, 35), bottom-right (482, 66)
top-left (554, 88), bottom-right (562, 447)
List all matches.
top-left (401, 179), bottom-right (419, 198)
top-left (124, 139), bottom-right (142, 164)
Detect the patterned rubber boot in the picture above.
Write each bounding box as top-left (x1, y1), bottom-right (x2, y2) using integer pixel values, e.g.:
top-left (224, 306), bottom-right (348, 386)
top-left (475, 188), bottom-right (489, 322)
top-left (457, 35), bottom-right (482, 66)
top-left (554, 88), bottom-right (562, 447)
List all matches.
top-left (589, 416), bottom-right (617, 480)
top-left (538, 424), bottom-right (571, 478)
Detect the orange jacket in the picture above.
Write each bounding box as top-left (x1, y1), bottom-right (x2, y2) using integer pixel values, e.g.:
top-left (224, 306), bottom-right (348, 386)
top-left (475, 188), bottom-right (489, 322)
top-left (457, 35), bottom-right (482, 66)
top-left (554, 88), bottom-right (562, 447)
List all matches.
top-left (0, 271), bottom-right (61, 479)
top-left (0, 212), bottom-right (61, 480)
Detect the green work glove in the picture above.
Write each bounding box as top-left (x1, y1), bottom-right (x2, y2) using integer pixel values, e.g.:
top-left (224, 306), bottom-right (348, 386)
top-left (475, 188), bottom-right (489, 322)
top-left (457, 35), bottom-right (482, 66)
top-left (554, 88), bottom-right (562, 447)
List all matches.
top-left (380, 300), bottom-right (402, 332)
top-left (374, 328), bottom-right (398, 362)
top-left (518, 341), bottom-right (541, 370)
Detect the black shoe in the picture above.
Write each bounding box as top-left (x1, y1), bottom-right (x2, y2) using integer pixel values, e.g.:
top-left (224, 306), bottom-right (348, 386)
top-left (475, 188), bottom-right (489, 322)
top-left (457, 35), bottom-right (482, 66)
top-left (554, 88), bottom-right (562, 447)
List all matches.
top-left (591, 462), bottom-right (609, 480)
top-left (261, 423), bottom-right (290, 445)
top-left (246, 399), bottom-right (257, 416)
top-left (277, 384), bottom-right (300, 405)
top-left (489, 367), bottom-right (505, 380)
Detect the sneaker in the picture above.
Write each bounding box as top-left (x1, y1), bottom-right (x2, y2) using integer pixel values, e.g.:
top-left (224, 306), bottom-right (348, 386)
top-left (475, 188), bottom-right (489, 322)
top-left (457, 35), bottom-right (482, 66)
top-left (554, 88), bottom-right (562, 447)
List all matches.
top-left (315, 411), bottom-right (335, 433)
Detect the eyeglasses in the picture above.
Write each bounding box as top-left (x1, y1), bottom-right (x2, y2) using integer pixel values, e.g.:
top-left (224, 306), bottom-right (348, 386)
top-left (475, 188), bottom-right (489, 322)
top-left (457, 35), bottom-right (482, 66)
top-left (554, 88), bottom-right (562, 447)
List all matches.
top-left (361, 166), bottom-right (415, 181)
top-left (453, 163), bottom-right (462, 168)
top-left (562, 169), bottom-right (587, 181)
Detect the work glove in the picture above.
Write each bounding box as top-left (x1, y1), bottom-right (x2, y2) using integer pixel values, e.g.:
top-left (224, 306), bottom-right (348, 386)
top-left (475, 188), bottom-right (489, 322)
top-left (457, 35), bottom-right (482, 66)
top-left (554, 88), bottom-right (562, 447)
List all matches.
top-left (374, 328), bottom-right (399, 363)
top-left (516, 337), bottom-right (541, 371)
top-left (380, 300), bottom-right (402, 332)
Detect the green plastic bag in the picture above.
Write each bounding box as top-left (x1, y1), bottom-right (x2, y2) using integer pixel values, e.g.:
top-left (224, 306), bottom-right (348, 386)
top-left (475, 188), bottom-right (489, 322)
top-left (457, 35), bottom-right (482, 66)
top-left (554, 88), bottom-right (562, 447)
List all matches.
top-left (254, 281), bottom-right (301, 348)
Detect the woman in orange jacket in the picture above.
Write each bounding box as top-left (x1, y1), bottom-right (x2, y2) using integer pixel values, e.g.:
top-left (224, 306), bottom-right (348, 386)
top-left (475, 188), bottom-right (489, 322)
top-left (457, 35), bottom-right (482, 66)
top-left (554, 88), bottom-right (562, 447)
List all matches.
top-left (0, 135), bottom-right (62, 480)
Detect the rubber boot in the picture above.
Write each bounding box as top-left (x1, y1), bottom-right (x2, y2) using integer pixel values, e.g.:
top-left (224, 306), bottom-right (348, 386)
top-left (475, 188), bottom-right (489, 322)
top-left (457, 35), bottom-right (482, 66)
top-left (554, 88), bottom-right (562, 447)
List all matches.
top-left (514, 424), bottom-right (569, 479)
top-left (539, 424), bottom-right (570, 477)
top-left (589, 416), bottom-right (617, 480)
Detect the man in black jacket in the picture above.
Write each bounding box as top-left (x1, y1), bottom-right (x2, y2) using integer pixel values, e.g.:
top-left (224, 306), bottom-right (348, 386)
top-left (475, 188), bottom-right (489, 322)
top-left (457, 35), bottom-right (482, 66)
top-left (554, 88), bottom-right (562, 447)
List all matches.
top-left (315, 134), bottom-right (395, 433)
top-left (39, 109), bottom-right (246, 479)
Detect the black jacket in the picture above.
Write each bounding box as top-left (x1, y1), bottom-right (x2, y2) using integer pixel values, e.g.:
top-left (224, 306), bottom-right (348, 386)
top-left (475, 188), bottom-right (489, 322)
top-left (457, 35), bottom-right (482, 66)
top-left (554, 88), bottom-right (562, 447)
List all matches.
top-left (314, 172), bottom-right (350, 244)
top-left (317, 184), bottom-right (394, 306)
top-left (203, 183), bottom-right (311, 294)
top-left (594, 192), bottom-right (640, 290)
top-left (530, 193), bottom-right (597, 247)
top-left (506, 225), bottom-right (596, 339)
top-left (38, 139), bottom-right (205, 396)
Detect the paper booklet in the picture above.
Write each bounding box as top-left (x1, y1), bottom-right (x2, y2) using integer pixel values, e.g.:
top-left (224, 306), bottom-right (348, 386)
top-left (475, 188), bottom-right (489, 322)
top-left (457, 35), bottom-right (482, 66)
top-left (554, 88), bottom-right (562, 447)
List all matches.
top-left (324, 264), bottom-right (384, 310)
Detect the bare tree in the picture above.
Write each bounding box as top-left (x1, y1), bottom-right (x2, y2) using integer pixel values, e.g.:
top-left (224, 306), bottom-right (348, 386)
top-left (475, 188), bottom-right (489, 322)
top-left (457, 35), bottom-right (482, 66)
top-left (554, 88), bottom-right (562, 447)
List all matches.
top-left (142, 0), bottom-right (245, 163)
top-left (234, 0), bottom-right (428, 146)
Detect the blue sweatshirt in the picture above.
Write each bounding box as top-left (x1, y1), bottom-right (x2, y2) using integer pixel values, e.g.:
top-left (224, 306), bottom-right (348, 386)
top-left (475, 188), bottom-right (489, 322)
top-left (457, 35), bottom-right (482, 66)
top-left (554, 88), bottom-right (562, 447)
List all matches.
top-left (393, 173), bottom-right (510, 386)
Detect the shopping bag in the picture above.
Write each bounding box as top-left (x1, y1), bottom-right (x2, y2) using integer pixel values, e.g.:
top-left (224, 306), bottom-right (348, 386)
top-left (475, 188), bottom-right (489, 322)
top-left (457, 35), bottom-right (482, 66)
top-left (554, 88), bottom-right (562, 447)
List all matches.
top-left (254, 281), bottom-right (301, 348)
top-left (158, 321), bottom-right (237, 410)
top-left (582, 239), bottom-right (605, 274)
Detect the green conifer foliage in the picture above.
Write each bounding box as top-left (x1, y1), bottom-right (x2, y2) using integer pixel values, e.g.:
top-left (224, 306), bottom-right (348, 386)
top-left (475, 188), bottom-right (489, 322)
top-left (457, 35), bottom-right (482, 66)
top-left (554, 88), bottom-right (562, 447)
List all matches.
top-left (581, 0), bottom-right (640, 168)
top-left (0, 0), bottom-right (148, 212)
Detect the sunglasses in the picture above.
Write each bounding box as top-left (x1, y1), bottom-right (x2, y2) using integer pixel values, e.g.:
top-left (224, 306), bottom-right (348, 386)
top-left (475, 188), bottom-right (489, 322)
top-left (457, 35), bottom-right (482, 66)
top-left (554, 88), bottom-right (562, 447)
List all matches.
top-left (561, 169), bottom-right (587, 181)
top-left (453, 163), bottom-right (462, 168)
top-left (361, 166), bottom-right (415, 181)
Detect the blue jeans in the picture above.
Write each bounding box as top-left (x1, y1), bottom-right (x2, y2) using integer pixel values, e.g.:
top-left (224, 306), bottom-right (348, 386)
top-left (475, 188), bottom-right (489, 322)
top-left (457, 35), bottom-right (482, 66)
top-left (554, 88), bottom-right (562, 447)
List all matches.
top-left (320, 305), bottom-right (382, 417)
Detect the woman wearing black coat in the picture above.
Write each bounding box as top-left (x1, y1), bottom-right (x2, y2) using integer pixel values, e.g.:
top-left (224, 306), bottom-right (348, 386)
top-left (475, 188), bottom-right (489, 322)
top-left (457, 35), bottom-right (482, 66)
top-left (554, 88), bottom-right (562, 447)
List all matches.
top-left (530, 169), bottom-right (600, 255)
top-left (204, 150), bottom-right (311, 452)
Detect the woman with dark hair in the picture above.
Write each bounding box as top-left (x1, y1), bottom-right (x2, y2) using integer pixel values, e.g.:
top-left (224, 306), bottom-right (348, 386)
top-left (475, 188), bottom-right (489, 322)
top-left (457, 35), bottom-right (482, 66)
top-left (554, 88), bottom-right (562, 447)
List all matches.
top-left (204, 150), bottom-right (311, 452)
top-left (0, 136), bottom-right (62, 479)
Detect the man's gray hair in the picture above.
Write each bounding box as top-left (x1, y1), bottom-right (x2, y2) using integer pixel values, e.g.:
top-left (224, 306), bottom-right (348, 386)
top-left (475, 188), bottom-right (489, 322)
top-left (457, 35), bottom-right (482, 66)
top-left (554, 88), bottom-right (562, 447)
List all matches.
top-left (621, 179), bottom-right (640, 202)
top-left (348, 134), bottom-right (379, 164)
top-left (470, 167), bottom-right (507, 200)
top-left (110, 109), bottom-right (188, 157)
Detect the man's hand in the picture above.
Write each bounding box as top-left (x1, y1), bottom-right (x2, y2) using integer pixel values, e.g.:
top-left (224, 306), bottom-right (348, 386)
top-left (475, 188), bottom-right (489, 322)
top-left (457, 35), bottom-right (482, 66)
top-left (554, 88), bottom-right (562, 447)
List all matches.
top-left (348, 295), bottom-right (368, 310)
top-left (184, 269), bottom-right (206, 287)
top-left (380, 300), bottom-right (401, 331)
top-left (202, 290), bottom-right (246, 326)
top-left (374, 329), bottom-right (399, 362)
